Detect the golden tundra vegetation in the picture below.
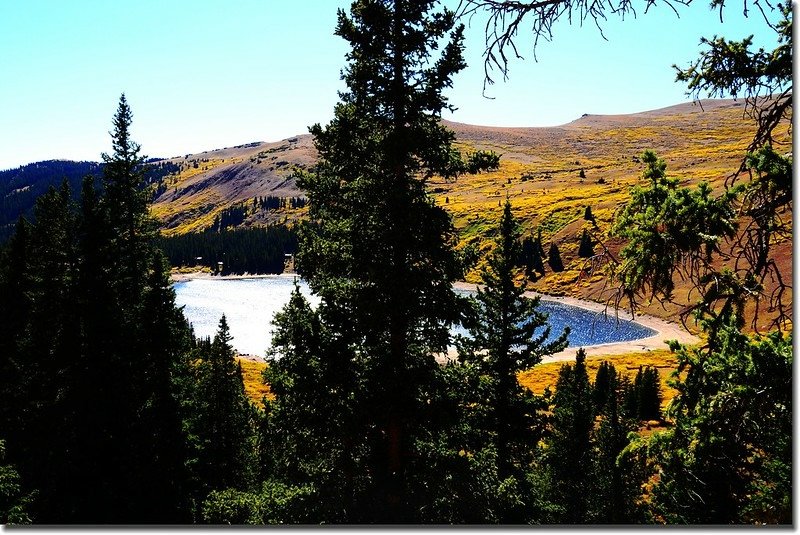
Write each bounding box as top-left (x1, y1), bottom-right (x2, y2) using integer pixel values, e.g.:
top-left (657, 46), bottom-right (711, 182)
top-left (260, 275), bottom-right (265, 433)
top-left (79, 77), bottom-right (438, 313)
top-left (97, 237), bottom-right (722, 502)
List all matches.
top-left (437, 99), bottom-right (791, 325)
top-left (237, 349), bottom-right (682, 411)
top-left (159, 98), bottom-right (790, 406)
top-left (154, 98), bottom-right (791, 323)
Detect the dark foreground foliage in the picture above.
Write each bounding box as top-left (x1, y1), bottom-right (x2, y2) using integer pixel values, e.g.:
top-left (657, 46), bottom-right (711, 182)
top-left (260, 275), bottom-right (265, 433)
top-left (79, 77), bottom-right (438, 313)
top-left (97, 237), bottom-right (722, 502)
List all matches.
top-left (0, 0), bottom-right (790, 526)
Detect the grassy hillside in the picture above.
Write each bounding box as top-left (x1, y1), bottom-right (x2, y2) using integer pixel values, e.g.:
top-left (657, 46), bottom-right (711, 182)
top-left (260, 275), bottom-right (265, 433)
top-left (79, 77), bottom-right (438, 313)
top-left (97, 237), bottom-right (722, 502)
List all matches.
top-left (146, 98), bottom-right (790, 326)
top-left (437, 99), bottom-right (792, 327)
top-left (149, 99), bottom-right (783, 235)
top-left (149, 136), bottom-right (315, 235)
top-left (2, 99), bottom-right (788, 325)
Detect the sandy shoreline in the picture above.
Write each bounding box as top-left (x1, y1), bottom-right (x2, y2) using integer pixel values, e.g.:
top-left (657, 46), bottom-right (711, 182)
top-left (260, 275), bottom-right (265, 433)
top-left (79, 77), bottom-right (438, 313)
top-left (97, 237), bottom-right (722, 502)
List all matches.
top-left (453, 282), bottom-right (699, 362)
top-left (171, 270), bottom-right (299, 283)
top-left (175, 272), bottom-right (699, 364)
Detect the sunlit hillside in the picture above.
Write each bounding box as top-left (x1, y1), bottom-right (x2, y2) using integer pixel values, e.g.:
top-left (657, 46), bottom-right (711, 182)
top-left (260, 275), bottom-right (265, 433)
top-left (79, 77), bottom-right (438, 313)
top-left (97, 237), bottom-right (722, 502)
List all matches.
top-left (149, 98), bottom-right (791, 325)
top-left (150, 136), bottom-right (315, 235)
top-left (437, 99), bottom-right (793, 327)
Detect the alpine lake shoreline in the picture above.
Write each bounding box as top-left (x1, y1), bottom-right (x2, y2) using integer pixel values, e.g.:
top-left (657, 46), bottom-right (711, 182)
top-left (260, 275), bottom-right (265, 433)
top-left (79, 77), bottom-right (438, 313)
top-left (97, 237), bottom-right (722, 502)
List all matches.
top-left (171, 270), bottom-right (699, 363)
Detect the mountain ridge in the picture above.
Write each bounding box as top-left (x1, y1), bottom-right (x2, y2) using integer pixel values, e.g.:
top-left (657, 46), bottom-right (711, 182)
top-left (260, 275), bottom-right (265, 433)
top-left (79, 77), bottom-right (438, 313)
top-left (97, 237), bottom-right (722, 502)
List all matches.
top-left (1, 97), bottom-right (790, 326)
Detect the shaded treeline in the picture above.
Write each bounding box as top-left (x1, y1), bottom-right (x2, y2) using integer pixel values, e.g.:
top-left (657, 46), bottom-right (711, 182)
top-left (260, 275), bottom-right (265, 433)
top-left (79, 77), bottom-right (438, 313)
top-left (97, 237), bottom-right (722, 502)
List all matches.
top-left (156, 226), bottom-right (297, 275)
top-left (0, 159), bottom-right (178, 243)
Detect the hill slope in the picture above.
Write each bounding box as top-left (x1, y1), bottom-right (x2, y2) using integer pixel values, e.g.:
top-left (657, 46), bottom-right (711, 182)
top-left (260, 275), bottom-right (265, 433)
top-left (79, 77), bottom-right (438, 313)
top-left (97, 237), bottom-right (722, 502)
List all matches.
top-left (149, 98), bottom-right (784, 238)
top-left (144, 97), bottom-right (790, 326)
top-left (1, 98), bottom-right (790, 325)
top-left (149, 136), bottom-right (315, 234)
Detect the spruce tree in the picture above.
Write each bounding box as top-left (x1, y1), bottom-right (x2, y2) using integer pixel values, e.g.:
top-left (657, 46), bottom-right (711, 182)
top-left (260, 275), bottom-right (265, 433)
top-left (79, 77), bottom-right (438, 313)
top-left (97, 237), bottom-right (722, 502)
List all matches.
top-left (578, 228), bottom-right (594, 258)
top-left (101, 93), bottom-right (155, 300)
top-left (458, 199), bottom-right (568, 522)
top-left (519, 235), bottom-right (536, 279)
top-left (547, 349), bottom-right (594, 523)
top-left (633, 366), bottom-right (661, 421)
top-left (587, 382), bottom-right (641, 523)
top-left (193, 316), bottom-right (257, 500)
top-left (531, 230), bottom-right (546, 276)
top-left (0, 96), bottom-right (194, 523)
top-left (268, 0), bottom-right (497, 522)
top-left (592, 360), bottom-right (616, 414)
top-left (547, 241), bottom-right (564, 272)
top-left (262, 287), bottom-right (360, 522)
top-left (0, 218), bottom-right (33, 437)
top-left (8, 183), bottom-right (79, 521)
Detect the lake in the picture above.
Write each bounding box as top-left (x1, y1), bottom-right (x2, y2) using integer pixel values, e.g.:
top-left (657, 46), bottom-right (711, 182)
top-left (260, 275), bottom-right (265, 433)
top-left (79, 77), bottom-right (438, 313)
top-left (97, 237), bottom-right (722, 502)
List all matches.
top-left (173, 276), bottom-right (656, 357)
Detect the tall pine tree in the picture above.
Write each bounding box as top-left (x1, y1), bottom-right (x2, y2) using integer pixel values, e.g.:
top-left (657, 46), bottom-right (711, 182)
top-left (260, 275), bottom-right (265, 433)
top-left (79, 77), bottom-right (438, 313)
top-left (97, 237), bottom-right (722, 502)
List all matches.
top-left (0, 95), bottom-right (194, 523)
top-left (267, 0), bottom-right (497, 522)
top-left (192, 316), bottom-right (257, 501)
top-left (458, 199), bottom-right (568, 522)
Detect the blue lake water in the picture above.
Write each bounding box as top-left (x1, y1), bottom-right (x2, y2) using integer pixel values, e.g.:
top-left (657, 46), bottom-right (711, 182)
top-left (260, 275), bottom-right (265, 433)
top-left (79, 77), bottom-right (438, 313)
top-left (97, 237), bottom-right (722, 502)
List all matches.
top-left (173, 276), bottom-right (655, 357)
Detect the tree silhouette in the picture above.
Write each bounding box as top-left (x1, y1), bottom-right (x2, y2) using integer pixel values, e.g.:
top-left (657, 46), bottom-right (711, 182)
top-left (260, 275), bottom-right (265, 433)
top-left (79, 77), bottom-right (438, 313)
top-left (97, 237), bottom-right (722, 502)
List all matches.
top-left (458, 199), bottom-right (568, 522)
top-left (547, 241), bottom-right (564, 272)
top-left (192, 316), bottom-right (257, 500)
top-left (577, 228), bottom-right (594, 258)
top-left (583, 205), bottom-right (595, 223)
top-left (266, 0), bottom-right (498, 522)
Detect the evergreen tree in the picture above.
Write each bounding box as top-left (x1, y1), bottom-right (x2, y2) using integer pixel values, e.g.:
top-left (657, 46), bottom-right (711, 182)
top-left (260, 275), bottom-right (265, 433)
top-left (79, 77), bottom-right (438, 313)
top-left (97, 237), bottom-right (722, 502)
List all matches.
top-left (547, 241), bottom-right (564, 272)
top-left (458, 199), bottom-right (568, 522)
top-left (8, 183), bottom-right (79, 521)
top-left (587, 384), bottom-right (642, 523)
top-left (261, 286), bottom-right (361, 522)
top-left (583, 205), bottom-right (595, 223)
top-left (531, 230), bottom-right (546, 276)
top-left (518, 235), bottom-right (536, 279)
top-left (193, 316), bottom-right (257, 501)
top-left (0, 96), bottom-right (194, 523)
top-left (577, 228), bottom-right (594, 258)
top-left (0, 440), bottom-right (30, 525)
top-left (649, 326), bottom-right (792, 523)
top-left (611, 149), bottom-right (792, 524)
top-left (633, 366), bottom-right (661, 421)
top-left (0, 218), bottom-right (33, 437)
top-left (101, 94), bottom-right (155, 300)
top-left (267, 0), bottom-right (497, 523)
top-left (86, 95), bottom-right (193, 523)
top-left (592, 360), bottom-right (616, 414)
top-left (546, 349), bottom-right (594, 523)
top-left (620, 375), bottom-right (639, 420)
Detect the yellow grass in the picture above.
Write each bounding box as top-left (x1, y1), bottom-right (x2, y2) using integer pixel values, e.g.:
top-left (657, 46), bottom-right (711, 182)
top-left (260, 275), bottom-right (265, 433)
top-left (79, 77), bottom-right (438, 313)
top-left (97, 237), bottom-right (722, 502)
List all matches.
top-left (426, 102), bottom-right (793, 312)
top-left (239, 350), bottom-right (681, 412)
top-left (517, 349), bottom-right (681, 409)
top-left (236, 357), bottom-right (272, 408)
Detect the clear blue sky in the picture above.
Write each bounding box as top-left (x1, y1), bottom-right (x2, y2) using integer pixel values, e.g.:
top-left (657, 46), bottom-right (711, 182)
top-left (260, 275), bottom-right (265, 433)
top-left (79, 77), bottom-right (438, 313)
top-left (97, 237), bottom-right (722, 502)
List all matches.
top-left (0, 0), bottom-right (776, 170)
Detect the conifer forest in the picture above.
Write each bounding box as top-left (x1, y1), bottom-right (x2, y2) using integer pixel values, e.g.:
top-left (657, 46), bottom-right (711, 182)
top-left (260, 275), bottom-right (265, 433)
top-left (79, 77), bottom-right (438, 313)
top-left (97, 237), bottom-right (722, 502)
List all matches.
top-left (0, 0), bottom-right (791, 526)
